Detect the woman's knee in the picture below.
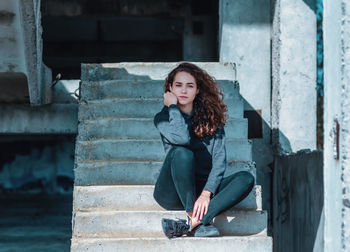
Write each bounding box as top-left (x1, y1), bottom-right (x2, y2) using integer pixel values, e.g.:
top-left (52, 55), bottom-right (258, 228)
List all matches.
top-left (170, 146), bottom-right (195, 179)
top-left (236, 171), bottom-right (255, 188)
top-left (171, 146), bottom-right (194, 162)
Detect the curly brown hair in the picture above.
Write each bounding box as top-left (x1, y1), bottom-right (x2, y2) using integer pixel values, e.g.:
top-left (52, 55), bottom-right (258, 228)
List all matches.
top-left (164, 62), bottom-right (228, 138)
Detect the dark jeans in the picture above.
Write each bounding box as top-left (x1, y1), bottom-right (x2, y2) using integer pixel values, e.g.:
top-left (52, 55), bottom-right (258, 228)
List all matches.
top-left (153, 146), bottom-right (255, 225)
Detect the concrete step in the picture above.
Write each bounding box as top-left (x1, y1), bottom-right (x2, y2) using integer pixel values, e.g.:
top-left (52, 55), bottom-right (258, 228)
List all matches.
top-left (81, 62), bottom-right (237, 81)
top-left (75, 139), bottom-right (252, 162)
top-left (78, 117), bottom-right (248, 140)
top-left (74, 160), bottom-right (256, 186)
top-left (0, 103), bottom-right (78, 134)
top-left (81, 80), bottom-right (240, 101)
top-left (71, 236), bottom-right (272, 252)
top-left (72, 210), bottom-right (267, 238)
top-left (78, 97), bottom-right (243, 121)
top-left (2, 240), bottom-right (70, 252)
top-left (73, 185), bottom-right (261, 212)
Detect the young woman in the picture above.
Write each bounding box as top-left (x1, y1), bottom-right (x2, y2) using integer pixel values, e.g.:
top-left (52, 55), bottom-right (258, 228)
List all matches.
top-left (153, 62), bottom-right (255, 238)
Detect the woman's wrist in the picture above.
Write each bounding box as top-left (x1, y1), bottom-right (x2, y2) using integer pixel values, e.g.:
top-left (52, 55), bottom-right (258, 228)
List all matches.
top-left (201, 190), bottom-right (212, 198)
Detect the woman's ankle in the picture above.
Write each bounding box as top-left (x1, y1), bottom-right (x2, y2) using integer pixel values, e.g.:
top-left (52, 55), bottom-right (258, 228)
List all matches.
top-left (187, 214), bottom-right (201, 231)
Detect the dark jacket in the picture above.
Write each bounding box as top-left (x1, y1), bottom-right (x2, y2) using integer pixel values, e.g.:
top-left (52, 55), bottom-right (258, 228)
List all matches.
top-left (153, 104), bottom-right (227, 196)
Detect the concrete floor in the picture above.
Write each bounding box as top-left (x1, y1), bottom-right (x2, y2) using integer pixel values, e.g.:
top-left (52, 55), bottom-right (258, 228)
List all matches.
top-left (0, 194), bottom-right (72, 252)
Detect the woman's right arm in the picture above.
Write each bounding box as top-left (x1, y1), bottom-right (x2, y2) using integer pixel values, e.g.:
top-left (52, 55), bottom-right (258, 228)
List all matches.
top-left (153, 104), bottom-right (191, 145)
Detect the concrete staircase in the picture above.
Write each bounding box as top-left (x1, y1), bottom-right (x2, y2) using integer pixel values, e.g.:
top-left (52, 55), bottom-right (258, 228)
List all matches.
top-left (71, 63), bottom-right (272, 251)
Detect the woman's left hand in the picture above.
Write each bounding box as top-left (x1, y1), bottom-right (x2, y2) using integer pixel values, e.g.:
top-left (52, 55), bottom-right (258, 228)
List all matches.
top-left (193, 190), bottom-right (211, 222)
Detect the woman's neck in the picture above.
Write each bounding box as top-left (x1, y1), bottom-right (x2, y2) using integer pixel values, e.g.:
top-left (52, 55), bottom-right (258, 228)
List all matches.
top-left (177, 103), bottom-right (193, 115)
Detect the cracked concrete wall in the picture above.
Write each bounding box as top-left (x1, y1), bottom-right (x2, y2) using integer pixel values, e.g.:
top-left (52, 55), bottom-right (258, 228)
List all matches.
top-left (323, 0), bottom-right (350, 251)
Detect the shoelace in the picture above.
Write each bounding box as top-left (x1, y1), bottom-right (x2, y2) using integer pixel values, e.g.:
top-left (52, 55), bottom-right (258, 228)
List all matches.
top-left (174, 218), bottom-right (189, 235)
top-left (175, 222), bottom-right (189, 235)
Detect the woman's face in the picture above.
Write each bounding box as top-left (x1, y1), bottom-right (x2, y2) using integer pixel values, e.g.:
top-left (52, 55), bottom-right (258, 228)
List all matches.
top-left (170, 71), bottom-right (199, 106)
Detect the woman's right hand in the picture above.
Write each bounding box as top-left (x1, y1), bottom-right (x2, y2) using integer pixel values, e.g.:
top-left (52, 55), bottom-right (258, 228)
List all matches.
top-left (163, 91), bottom-right (178, 107)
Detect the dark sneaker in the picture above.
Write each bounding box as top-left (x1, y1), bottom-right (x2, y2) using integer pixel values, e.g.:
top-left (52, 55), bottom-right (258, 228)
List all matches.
top-left (161, 218), bottom-right (190, 238)
top-left (190, 223), bottom-right (220, 237)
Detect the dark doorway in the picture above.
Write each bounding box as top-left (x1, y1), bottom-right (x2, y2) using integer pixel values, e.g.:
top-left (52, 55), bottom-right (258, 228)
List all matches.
top-left (41, 0), bottom-right (219, 79)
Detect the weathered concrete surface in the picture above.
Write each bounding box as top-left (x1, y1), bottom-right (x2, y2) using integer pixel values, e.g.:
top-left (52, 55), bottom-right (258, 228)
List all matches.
top-left (73, 210), bottom-right (267, 237)
top-left (0, 0), bottom-right (52, 105)
top-left (0, 1), bottom-right (25, 73)
top-left (78, 97), bottom-right (243, 120)
top-left (73, 185), bottom-right (262, 211)
top-left (0, 79), bottom-right (79, 134)
top-left (74, 160), bottom-right (256, 186)
top-left (273, 150), bottom-right (323, 252)
top-left (0, 104), bottom-right (78, 134)
top-left (323, 0), bottom-right (350, 251)
top-left (78, 117), bottom-right (248, 140)
top-left (218, 0), bottom-right (273, 233)
top-left (271, 0), bottom-right (317, 153)
top-left (71, 236), bottom-right (272, 252)
top-left (76, 139), bottom-right (253, 162)
top-left (219, 0), bottom-right (271, 137)
top-left (252, 138), bottom-right (274, 232)
top-left (19, 0), bottom-right (52, 105)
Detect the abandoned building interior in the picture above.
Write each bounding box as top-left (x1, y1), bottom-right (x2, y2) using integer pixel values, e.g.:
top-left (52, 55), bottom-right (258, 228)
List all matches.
top-left (1, 0), bottom-right (349, 251)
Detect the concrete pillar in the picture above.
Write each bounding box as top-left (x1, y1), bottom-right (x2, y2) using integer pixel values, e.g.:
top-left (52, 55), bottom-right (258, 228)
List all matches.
top-left (19, 0), bottom-right (52, 105)
top-left (219, 0), bottom-right (271, 140)
top-left (323, 0), bottom-right (350, 251)
top-left (218, 0), bottom-right (273, 232)
top-left (271, 0), bottom-right (317, 154)
top-left (0, 0), bottom-right (52, 105)
top-left (0, 0), bottom-right (27, 73)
